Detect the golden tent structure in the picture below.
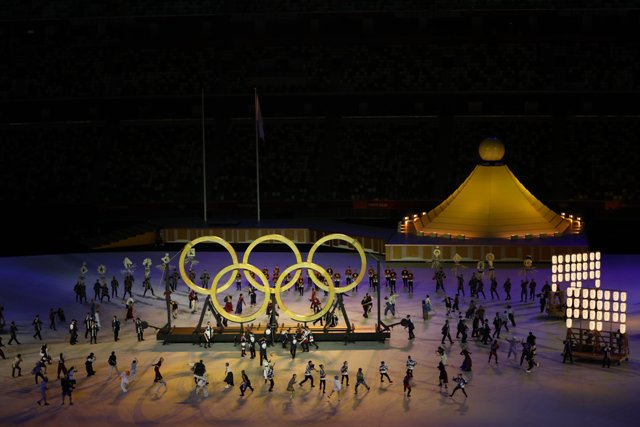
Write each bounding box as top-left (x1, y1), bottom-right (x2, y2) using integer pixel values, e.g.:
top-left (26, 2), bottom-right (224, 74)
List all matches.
top-left (403, 139), bottom-right (574, 239)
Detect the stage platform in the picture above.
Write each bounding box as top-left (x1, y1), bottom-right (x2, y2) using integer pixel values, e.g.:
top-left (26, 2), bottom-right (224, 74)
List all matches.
top-left (156, 324), bottom-right (390, 344)
top-left (385, 232), bottom-right (589, 263)
top-left (96, 217), bottom-right (590, 263)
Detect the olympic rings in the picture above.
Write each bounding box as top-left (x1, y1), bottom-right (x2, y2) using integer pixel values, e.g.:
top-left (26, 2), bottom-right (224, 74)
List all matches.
top-left (210, 264), bottom-right (271, 323)
top-left (179, 236), bottom-right (239, 294)
top-left (178, 233), bottom-right (367, 323)
top-left (307, 234), bottom-right (367, 294)
top-left (242, 234), bottom-right (303, 292)
top-left (274, 262), bottom-right (335, 322)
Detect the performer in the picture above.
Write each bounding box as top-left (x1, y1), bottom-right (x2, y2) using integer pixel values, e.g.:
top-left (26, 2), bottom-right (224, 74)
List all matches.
top-left (405, 315), bottom-right (415, 340)
top-left (266, 363), bottom-right (275, 392)
top-left (107, 351), bottom-right (120, 379)
top-left (48, 308), bottom-right (56, 331)
top-left (123, 273), bottom-right (134, 300)
top-left (503, 278), bottom-right (512, 300)
top-left (456, 274), bottom-right (465, 297)
top-left (120, 370), bottom-right (131, 393)
top-left (100, 281), bottom-right (110, 302)
top-left (110, 276), bottom-right (119, 298)
top-left (562, 339), bottom-right (574, 364)
top-left (307, 328), bottom-right (319, 350)
top-left (135, 317), bottom-right (144, 342)
top-left (352, 271), bottom-right (359, 292)
top-left (248, 286), bottom-right (257, 307)
top-left (36, 376), bottom-right (50, 406)
top-left (88, 316), bottom-right (98, 344)
top-left (130, 358), bottom-right (138, 381)
top-left (249, 332), bottom-right (256, 359)
top-left (340, 361), bottom-right (349, 386)
top-left (200, 270), bottom-right (210, 289)
top-left (85, 352), bottom-right (96, 376)
top-left (235, 294), bottom-right (245, 315)
top-left (318, 363), bottom-right (327, 393)
top-left (240, 370), bottom-right (254, 396)
top-left (61, 372), bottom-right (74, 404)
top-left (298, 360), bottom-right (316, 388)
top-left (406, 355), bottom-right (417, 378)
top-left (142, 277), bottom-right (155, 297)
top-left (171, 300), bottom-right (178, 319)
top-left (460, 349), bottom-right (472, 372)
top-left (441, 319), bottom-right (453, 344)
top-left (69, 319), bottom-right (78, 345)
top-left (112, 315), bottom-right (121, 342)
top-left (125, 298), bottom-right (135, 321)
top-left (389, 270), bottom-right (397, 293)
top-left (152, 357), bottom-right (167, 393)
top-left (32, 314), bottom-right (43, 340)
top-left (403, 370), bottom-right (413, 397)
top-left (422, 296), bottom-right (432, 320)
top-left (289, 334), bottom-right (298, 359)
top-left (223, 362), bottom-right (234, 389)
top-left (327, 375), bottom-right (342, 401)
top-left (368, 267), bottom-right (375, 288)
top-left (93, 279), bottom-right (101, 301)
top-left (286, 374), bottom-right (297, 400)
top-left (240, 333), bottom-right (247, 357)
top-left (56, 353), bottom-right (67, 380)
top-left (12, 353), bottom-right (23, 377)
top-left (354, 367), bottom-right (370, 394)
top-left (189, 290), bottom-right (198, 313)
top-left (489, 339), bottom-right (500, 364)
top-left (361, 293), bottom-right (373, 318)
top-left (438, 361), bottom-right (449, 391)
top-left (407, 272), bottom-right (414, 293)
top-left (450, 373), bottom-right (468, 398)
top-left (379, 361), bottom-right (392, 383)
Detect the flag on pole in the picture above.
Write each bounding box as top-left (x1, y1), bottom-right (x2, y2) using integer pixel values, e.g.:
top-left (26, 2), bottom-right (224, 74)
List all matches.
top-left (255, 93), bottom-right (265, 142)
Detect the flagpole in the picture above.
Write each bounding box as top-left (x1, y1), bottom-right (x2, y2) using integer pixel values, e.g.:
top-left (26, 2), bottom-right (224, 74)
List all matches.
top-left (255, 88), bottom-right (261, 222)
top-left (202, 88), bottom-right (207, 223)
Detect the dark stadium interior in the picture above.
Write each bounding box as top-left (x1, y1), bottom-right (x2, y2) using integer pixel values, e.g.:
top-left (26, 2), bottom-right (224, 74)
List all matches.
top-left (2, 1), bottom-right (639, 255)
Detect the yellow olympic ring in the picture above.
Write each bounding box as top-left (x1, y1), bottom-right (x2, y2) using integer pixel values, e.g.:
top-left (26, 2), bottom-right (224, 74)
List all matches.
top-left (274, 262), bottom-right (335, 322)
top-left (209, 263), bottom-right (271, 323)
top-left (178, 236), bottom-right (239, 294)
top-left (307, 233), bottom-right (367, 293)
top-left (178, 233), bottom-right (367, 323)
top-left (242, 234), bottom-right (303, 291)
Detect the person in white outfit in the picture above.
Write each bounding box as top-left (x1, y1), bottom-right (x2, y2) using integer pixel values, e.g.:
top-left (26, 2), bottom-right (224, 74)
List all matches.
top-left (121, 370), bottom-right (131, 392)
top-left (327, 375), bottom-right (342, 401)
top-left (195, 374), bottom-right (209, 397)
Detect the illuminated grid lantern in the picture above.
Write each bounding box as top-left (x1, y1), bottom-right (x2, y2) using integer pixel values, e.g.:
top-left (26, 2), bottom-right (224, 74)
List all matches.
top-left (551, 251), bottom-right (601, 292)
top-left (565, 286), bottom-right (627, 334)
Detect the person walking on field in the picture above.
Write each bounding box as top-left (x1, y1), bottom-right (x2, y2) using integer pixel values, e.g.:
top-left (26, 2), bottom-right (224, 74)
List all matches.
top-left (153, 357), bottom-right (167, 393)
top-left (354, 367), bottom-right (370, 394)
top-left (287, 374), bottom-right (297, 400)
top-left (438, 361), bottom-right (449, 391)
top-left (450, 372), bottom-right (468, 398)
top-left (299, 361), bottom-right (316, 388)
top-left (36, 376), bottom-right (49, 406)
top-left (379, 361), bottom-right (392, 383)
top-left (327, 375), bottom-right (342, 401)
top-left (403, 370), bottom-right (413, 397)
top-left (489, 339), bottom-right (500, 365)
